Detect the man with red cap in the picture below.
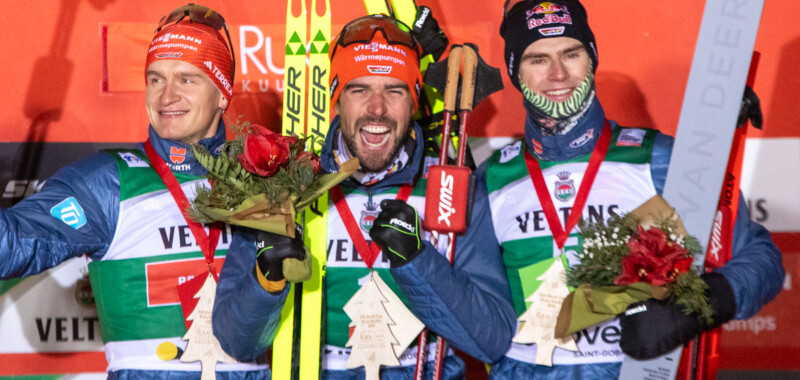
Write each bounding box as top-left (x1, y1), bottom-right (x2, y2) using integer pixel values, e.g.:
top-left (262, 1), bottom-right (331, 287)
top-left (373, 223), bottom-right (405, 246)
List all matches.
top-left (0, 4), bottom-right (279, 379)
top-left (213, 13), bottom-right (517, 379)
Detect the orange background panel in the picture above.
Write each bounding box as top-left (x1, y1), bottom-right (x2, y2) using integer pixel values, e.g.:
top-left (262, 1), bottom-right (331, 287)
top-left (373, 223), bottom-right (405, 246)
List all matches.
top-left (1, 1), bottom-right (797, 144)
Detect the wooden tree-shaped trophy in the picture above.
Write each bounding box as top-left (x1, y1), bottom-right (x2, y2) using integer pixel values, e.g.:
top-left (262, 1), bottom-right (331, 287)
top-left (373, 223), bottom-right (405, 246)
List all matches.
top-left (181, 273), bottom-right (237, 379)
top-left (344, 271), bottom-right (423, 380)
top-left (513, 258), bottom-right (579, 366)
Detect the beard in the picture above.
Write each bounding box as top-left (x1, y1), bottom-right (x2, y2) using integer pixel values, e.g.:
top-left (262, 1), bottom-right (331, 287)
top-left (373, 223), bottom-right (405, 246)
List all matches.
top-left (341, 114), bottom-right (407, 172)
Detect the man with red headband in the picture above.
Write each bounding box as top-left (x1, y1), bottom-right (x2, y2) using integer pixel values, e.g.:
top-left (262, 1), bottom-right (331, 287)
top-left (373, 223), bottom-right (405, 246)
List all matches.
top-left (0, 4), bottom-right (279, 379)
top-left (213, 13), bottom-right (516, 379)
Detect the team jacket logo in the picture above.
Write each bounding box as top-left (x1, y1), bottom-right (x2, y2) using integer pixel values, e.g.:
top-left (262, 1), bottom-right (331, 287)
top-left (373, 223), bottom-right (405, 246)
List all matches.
top-left (118, 152), bottom-right (149, 168)
top-left (500, 141), bottom-right (522, 164)
top-left (570, 128), bottom-right (594, 148)
top-left (50, 197), bottom-right (87, 229)
top-left (531, 137), bottom-right (544, 156)
top-left (360, 199), bottom-right (380, 232)
top-left (554, 171), bottom-right (575, 202)
top-left (617, 128), bottom-right (646, 147)
top-left (170, 146), bottom-right (187, 164)
top-left (526, 2), bottom-right (572, 30)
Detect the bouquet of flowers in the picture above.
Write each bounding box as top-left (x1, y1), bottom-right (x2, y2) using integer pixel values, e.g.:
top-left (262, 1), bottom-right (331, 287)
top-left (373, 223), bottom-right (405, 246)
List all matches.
top-left (188, 117), bottom-right (357, 280)
top-left (554, 195), bottom-right (713, 338)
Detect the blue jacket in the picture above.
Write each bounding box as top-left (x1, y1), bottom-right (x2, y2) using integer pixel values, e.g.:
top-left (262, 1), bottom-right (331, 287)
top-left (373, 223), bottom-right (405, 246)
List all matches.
top-left (0, 122), bottom-right (277, 379)
top-left (486, 99), bottom-right (784, 379)
top-left (212, 117), bottom-right (517, 379)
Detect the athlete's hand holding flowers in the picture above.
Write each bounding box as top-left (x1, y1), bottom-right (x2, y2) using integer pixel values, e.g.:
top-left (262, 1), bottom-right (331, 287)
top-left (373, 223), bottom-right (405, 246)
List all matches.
top-left (189, 118), bottom-right (357, 282)
top-left (555, 196), bottom-right (734, 359)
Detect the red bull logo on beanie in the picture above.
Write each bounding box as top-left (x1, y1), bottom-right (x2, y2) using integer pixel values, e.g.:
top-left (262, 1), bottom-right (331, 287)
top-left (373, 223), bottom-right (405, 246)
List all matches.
top-left (526, 2), bottom-right (572, 30)
top-left (527, 2), bottom-right (569, 17)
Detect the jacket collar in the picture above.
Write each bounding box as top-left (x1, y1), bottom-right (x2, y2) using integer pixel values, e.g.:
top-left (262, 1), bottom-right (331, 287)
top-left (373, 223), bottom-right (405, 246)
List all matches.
top-left (144, 120), bottom-right (226, 176)
top-left (524, 97), bottom-right (606, 162)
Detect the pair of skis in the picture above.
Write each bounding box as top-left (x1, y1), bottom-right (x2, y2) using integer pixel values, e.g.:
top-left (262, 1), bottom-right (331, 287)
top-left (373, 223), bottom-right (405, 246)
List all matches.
top-left (676, 52), bottom-right (761, 380)
top-left (274, 0), bottom-right (330, 379)
top-left (619, 1), bottom-right (765, 379)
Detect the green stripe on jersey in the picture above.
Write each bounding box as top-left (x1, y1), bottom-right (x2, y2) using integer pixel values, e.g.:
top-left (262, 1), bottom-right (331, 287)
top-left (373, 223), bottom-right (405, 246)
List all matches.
top-left (88, 250), bottom-right (226, 343)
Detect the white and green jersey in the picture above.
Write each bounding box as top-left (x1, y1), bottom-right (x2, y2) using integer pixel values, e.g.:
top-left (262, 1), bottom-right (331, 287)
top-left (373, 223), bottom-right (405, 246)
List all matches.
top-left (322, 178), bottom-right (450, 369)
top-left (88, 149), bottom-right (266, 373)
top-left (485, 127), bottom-right (658, 366)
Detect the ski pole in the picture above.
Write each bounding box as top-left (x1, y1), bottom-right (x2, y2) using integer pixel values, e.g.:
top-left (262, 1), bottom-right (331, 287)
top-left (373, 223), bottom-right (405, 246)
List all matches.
top-left (430, 44), bottom-right (479, 380)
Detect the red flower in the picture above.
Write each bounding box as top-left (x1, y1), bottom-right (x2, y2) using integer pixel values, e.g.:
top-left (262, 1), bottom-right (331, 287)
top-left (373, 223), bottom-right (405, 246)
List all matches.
top-left (614, 226), bottom-right (692, 286)
top-left (297, 151), bottom-right (321, 173)
top-left (238, 124), bottom-right (291, 177)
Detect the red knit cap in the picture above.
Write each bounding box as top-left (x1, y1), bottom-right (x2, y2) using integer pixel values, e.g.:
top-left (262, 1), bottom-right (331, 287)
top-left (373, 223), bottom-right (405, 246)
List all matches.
top-left (329, 33), bottom-right (422, 111)
top-left (145, 21), bottom-right (234, 102)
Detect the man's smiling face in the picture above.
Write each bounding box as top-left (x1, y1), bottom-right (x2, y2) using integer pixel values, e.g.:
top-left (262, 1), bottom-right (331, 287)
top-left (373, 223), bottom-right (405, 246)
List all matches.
top-left (145, 59), bottom-right (227, 144)
top-left (518, 36), bottom-right (591, 103)
top-left (336, 75), bottom-right (415, 172)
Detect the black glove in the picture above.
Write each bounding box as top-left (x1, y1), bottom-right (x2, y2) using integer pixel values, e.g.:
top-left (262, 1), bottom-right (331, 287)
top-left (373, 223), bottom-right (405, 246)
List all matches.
top-left (619, 272), bottom-right (736, 360)
top-left (368, 199), bottom-right (424, 267)
top-left (737, 85), bottom-right (763, 129)
top-left (411, 6), bottom-right (449, 61)
top-left (254, 225), bottom-right (306, 282)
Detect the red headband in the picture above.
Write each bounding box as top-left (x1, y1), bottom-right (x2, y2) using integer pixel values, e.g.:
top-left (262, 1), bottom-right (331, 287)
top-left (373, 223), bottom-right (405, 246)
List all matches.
top-left (145, 21), bottom-right (234, 102)
top-left (330, 33), bottom-right (422, 111)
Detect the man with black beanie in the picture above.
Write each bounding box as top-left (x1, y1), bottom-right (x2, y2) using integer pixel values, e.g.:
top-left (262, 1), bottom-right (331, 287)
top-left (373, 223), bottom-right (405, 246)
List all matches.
top-left (469, 0), bottom-right (783, 378)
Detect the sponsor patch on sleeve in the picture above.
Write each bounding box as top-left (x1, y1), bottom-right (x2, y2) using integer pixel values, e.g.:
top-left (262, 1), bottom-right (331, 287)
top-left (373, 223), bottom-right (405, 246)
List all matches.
top-left (499, 141), bottom-right (523, 164)
top-left (118, 152), bottom-right (150, 168)
top-left (50, 197), bottom-right (87, 229)
top-left (617, 128), bottom-right (646, 147)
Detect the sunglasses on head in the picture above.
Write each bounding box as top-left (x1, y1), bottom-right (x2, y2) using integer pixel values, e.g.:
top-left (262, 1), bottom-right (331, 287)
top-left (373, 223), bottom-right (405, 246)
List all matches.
top-left (331, 14), bottom-right (420, 60)
top-left (156, 3), bottom-right (236, 82)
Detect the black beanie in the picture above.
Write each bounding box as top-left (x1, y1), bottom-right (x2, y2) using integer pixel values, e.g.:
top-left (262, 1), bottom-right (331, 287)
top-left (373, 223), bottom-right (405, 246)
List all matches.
top-left (500, 0), bottom-right (598, 92)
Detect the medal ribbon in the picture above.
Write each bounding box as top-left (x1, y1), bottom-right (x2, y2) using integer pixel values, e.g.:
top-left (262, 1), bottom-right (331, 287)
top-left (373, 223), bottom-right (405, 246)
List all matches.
top-left (145, 139), bottom-right (221, 278)
top-left (524, 120), bottom-right (612, 250)
top-left (330, 185), bottom-right (413, 269)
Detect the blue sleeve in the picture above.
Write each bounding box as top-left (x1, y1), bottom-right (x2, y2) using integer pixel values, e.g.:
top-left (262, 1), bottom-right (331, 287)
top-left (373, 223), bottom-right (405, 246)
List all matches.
top-left (650, 131), bottom-right (674, 195)
top-left (213, 227), bottom-right (289, 362)
top-left (390, 164), bottom-right (516, 363)
top-left (0, 152), bottom-right (118, 278)
top-left (651, 131), bottom-right (783, 319)
top-left (715, 198), bottom-right (784, 319)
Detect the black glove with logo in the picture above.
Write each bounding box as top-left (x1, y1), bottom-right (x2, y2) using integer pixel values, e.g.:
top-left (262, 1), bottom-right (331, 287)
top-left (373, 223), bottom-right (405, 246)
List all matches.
top-left (619, 272), bottom-right (737, 360)
top-left (254, 225), bottom-right (306, 283)
top-left (368, 199), bottom-right (424, 268)
top-left (411, 6), bottom-right (449, 61)
top-left (737, 85), bottom-right (763, 129)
